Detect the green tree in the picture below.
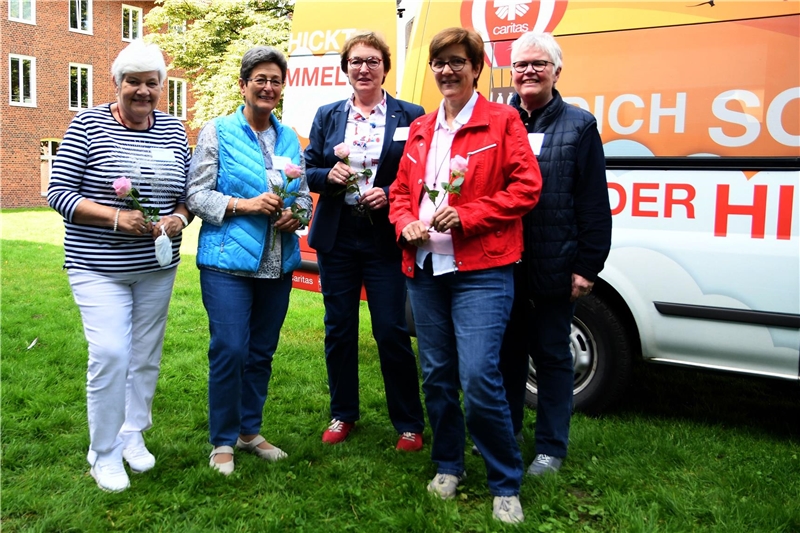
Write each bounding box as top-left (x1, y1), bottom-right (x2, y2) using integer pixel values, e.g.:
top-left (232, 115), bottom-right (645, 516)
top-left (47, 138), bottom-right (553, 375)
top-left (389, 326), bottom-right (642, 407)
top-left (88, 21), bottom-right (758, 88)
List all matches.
top-left (145, 0), bottom-right (293, 129)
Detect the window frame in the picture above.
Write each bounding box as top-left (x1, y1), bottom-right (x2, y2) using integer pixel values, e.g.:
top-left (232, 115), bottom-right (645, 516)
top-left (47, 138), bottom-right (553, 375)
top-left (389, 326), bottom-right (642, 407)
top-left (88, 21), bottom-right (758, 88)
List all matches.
top-left (8, 0), bottom-right (35, 24)
top-left (69, 0), bottom-right (92, 34)
top-left (121, 4), bottom-right (142, 42)
top-left (40, 139), bottom-right (61, 195)
top-left (68, 62), bottom-right (92, 111)
top-left (9, 54), bottom-right (36, 107)
top-left (167, 77), bottom-right (187, 120)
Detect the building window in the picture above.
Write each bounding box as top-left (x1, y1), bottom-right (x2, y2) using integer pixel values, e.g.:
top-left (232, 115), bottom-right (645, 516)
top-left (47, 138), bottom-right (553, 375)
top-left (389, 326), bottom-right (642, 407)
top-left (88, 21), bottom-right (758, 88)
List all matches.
top-left (9, 54), bottom-right (35, 106)
top-left (8, 0), bottom-right (35, 24)
top-left (167, 78), bottom-right (186, 120)
top-left (69, 63), bottom-right (92, 110)
top-left (69, 0), bottom-right (91, 33)
top-left (40, 139), bottom-right (61, 195)
top-left (121, 5), bottom-right (142, 41)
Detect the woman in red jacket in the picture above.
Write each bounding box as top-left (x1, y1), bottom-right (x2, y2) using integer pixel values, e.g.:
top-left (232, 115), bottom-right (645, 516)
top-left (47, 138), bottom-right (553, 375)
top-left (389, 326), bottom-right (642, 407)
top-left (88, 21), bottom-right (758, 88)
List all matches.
top-left (388, 27), bottom-right (542, 525)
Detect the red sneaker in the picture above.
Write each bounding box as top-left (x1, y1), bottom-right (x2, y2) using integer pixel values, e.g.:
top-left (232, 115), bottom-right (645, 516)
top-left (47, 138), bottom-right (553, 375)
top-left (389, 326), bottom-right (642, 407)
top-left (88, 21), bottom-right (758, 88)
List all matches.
top-left (396, 432), bottom-right (423, 452)
top-left (322, 419), bottom-right (354, 444)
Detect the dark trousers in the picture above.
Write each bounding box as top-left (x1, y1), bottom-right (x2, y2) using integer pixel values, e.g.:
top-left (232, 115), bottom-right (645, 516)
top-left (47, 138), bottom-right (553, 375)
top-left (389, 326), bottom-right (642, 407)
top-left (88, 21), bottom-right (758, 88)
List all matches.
top-left (500, 269), bottom-right (576, 458)
top-left (316, 209), bottom-right (425, 433)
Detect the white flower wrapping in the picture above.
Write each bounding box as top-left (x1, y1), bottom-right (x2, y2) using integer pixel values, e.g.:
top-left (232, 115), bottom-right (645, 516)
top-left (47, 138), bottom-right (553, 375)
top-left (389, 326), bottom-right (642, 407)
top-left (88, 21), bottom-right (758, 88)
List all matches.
top-left (155, 226), bottom-right (172, 267)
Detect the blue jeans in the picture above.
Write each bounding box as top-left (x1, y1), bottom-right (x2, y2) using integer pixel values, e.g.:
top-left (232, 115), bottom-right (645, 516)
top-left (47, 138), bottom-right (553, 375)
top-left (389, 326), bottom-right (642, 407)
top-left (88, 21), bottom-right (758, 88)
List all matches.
top-left (200, 268), bottom-right (293, 446)
top-left (501, 289), bottom-right (576, 458)
top-left (407, 263), bottom-right (523, 496)
top-left (317, 209), bottom-right (424, 433)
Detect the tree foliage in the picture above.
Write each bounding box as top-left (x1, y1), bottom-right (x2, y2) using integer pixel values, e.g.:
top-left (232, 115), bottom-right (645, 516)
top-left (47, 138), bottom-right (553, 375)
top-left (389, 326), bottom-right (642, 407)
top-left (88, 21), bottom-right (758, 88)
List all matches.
top-left (145, 0), bottom-right (293, 128)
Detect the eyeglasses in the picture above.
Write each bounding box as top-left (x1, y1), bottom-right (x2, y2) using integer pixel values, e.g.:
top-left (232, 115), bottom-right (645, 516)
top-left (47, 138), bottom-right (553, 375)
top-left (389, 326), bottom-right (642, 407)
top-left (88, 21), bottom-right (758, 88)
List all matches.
top-left (511, 60), bottom-right (554, 73)
top-left (348, 57), bottom-right (382, 70)
top-left (245, 77), bottom-right (283, 89)
top-left (429, 57), bottom-right (469, 73)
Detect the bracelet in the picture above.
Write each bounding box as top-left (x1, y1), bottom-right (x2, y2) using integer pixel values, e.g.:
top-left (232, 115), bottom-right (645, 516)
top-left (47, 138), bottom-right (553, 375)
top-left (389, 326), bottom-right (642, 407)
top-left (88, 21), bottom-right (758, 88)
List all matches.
top-left (113, 208), bottom-right (120, 232)
top-left (232, 198), bottom-right (239, 216)
top-left (171, 213), bottom-right (189, 228)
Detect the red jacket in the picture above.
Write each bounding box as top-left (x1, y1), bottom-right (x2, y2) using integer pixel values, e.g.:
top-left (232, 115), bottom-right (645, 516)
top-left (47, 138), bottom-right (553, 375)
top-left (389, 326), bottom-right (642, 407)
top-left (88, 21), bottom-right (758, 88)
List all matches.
top-left (389, 93), bottom-right (542, 277)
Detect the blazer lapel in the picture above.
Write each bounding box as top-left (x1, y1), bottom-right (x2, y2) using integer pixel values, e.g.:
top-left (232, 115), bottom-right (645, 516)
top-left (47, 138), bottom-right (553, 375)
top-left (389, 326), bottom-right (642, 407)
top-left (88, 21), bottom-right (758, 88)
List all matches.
top-left (377, 95), bottom-right (401, 178)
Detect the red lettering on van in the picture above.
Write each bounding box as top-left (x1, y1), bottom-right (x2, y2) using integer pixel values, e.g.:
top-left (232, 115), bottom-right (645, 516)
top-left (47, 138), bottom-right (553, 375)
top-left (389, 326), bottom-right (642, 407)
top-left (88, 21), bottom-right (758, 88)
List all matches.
top-left (632, 183), bottom-right (659, 217)
top-left (664, 183), bottom-right (696, 218)
top-left (714, 184), bottom-right (767, 238)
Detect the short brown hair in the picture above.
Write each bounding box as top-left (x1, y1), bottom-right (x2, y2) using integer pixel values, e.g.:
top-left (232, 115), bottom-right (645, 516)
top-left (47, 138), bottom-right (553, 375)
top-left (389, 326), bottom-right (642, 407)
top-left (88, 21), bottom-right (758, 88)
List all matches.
top-left (428, 28), bottom-right (484, 87)
top-left (340, 31), bottom-right (392, 75)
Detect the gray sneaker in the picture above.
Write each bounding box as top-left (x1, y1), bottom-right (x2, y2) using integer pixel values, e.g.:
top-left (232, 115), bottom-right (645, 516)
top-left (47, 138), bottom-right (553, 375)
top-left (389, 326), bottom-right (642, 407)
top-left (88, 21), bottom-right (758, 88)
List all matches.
top-left (527, 454), bottom-right (563, 476)
top-left (493, 495), bottom-right (525, 524)
top-left (427, 473), bottom-right (463, 500)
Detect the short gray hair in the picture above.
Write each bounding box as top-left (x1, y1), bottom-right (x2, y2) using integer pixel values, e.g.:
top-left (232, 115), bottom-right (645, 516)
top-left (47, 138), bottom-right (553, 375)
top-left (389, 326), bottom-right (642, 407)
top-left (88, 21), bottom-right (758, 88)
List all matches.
top-left (240, 46), bottom-right (288, 82)
top-left (111, 39), bottom-right (167, 86)
top-left (510, 32), bottom-right (563, 71)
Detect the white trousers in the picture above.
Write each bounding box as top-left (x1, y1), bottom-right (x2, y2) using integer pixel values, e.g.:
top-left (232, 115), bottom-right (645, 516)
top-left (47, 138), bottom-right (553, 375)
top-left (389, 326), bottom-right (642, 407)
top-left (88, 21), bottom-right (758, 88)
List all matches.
top-left (69, 267), bottom-right (177, 461)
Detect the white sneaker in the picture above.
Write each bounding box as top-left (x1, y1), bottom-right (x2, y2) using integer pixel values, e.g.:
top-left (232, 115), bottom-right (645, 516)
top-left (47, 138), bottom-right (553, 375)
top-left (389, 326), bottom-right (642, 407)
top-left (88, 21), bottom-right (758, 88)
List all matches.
top-left (121, 432), bottom-right (156, 473)
top-left (493, 495), bottom-right (524, 524)
top-left (427, 473), bottom-right (463, 500)
top-left (123, 444), bottom-right (156, 473)
top-left (90, 450), bottom-right (130, 493)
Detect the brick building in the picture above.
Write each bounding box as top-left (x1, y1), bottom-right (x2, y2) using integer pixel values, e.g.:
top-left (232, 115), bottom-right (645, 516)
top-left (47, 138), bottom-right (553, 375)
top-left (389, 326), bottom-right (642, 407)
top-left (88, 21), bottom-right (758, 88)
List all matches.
top-left (1, 0), bottom-right (198, 208)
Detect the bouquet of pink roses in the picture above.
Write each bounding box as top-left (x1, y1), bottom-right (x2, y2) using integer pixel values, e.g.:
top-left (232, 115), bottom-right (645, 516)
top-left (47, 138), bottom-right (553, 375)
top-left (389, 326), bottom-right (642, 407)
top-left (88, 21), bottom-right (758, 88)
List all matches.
top-left (113, 177), bottom-right (160, 223)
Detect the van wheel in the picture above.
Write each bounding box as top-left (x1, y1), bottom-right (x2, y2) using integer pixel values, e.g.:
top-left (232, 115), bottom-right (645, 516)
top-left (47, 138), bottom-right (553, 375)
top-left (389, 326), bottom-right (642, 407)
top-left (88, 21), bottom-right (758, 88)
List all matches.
top-left (525, 293), bottom-right (632, 416)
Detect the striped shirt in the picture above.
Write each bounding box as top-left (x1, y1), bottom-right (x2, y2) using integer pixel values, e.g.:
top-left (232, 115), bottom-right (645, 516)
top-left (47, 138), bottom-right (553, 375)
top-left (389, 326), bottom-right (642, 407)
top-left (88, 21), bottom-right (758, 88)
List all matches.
top-left (48, 103), bottom-right (190, 273)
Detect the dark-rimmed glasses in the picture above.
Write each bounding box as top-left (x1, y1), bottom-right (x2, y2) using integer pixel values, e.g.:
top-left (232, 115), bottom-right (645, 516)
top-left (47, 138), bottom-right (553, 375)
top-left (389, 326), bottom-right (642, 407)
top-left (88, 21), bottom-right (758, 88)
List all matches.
top-left (348, 57), bottom-right (382, 70)
top-left (429, 57), bottom-right (469, 73)
top-left (511, 60), bottom-right (554, 73)
top-left (245, 77), bottom-right (283, 89)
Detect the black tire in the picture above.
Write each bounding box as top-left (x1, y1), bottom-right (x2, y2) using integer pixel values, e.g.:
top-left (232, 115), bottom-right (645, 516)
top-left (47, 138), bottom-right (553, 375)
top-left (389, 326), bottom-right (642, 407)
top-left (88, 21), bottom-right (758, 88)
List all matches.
top-left (525, 292), bottom-right (632, 415)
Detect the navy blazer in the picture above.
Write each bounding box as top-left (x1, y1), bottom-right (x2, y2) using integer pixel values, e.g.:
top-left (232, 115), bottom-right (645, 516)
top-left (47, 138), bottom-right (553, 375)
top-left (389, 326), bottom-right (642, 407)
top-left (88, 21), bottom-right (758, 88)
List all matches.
top-left (305, 93), bottom-right (425, 257)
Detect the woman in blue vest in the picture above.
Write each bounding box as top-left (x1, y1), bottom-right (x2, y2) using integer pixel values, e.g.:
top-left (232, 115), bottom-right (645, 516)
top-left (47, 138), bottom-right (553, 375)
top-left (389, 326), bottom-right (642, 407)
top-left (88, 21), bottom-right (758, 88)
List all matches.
top-left (186, 46), bottom-right (312, 476)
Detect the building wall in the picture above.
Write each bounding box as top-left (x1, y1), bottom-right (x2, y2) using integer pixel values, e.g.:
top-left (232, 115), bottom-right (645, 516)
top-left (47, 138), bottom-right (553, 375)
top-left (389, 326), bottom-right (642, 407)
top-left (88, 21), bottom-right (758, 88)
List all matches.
top-left (1, 0), bottom-right (198, 208)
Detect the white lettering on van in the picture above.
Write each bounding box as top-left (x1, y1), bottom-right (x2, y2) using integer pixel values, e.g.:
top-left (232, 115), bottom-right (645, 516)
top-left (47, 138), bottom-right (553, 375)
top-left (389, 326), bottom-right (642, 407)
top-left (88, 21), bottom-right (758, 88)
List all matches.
top-left (766, 87), bottom-right (800, 147)
top-left (650, 93), bottom-right (686, 134)
top-left (289, 29), bottom-right (357, 54)
top-left (709, 90), bottom-right (761, 147)
top-left (492, 23), bottom-right (529, 35)
top-left (608, 94), bottom-right (645, 135)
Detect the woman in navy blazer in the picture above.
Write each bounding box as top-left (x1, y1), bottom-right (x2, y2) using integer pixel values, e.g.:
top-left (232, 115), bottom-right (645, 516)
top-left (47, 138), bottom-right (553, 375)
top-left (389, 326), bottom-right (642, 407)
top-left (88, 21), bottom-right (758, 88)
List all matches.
top-left (304, 31), bottom-right (426, 451)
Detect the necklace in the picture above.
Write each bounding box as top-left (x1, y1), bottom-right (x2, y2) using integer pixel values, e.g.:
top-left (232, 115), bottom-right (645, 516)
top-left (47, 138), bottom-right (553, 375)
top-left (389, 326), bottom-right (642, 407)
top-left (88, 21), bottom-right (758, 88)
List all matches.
top-left (115, 104), bottom-right (151, 130)
top-left (432, 131), bottom-right (451, 188)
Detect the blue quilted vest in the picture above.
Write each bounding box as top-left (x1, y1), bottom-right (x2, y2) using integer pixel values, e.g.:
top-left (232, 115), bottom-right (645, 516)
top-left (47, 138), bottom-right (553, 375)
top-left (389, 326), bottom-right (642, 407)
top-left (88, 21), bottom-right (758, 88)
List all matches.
top-left (196, 105), bottom-right (302, 274)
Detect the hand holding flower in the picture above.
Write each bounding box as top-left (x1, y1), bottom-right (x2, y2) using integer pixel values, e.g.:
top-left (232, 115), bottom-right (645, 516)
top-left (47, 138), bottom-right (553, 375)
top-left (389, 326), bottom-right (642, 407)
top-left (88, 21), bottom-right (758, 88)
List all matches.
top-left (113, 177), bottom-right (160, 223)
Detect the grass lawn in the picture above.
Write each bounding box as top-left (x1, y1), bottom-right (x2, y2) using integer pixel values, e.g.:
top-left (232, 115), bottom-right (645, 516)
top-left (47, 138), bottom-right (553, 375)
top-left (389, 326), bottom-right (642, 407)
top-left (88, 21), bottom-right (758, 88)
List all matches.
top-left (1, 208), bottom-right (799, 532)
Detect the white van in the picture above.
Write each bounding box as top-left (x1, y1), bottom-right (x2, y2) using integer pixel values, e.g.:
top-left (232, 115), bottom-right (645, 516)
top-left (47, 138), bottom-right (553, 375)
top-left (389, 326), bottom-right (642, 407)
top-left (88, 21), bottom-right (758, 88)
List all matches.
top-left (284, 0), bottom-right (800, 413)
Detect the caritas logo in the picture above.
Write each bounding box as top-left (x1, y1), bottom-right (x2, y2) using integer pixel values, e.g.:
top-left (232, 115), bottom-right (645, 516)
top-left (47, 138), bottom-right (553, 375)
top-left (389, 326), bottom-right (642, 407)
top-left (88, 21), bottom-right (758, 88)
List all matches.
top-left (460, 0), bottom-right (568, 66)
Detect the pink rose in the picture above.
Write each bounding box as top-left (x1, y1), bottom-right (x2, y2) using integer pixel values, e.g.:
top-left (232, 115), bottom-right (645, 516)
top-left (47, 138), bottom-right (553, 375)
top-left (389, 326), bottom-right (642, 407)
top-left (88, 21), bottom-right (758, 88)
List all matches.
top-left (450, 155), bottom-right (468, 174)
top-left (284, 163), bottom-right (303, 179)
top-left (113, 177), bottom-right (132, 197)
top-left (333, 142), bottom-right (350, 160)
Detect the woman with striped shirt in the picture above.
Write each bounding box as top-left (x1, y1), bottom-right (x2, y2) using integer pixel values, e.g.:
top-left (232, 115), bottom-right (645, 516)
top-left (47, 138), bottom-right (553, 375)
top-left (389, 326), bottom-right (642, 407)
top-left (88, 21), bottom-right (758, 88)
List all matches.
top-left (47, 39), bottom-right (191, 493)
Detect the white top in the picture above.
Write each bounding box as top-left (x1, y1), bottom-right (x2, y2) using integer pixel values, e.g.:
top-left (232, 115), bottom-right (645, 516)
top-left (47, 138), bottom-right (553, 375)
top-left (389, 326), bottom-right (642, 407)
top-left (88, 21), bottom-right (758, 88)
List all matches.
top-left (342, 92), bottom-right (387, 205)
top-left (416, 91), bottom-right (478, 275)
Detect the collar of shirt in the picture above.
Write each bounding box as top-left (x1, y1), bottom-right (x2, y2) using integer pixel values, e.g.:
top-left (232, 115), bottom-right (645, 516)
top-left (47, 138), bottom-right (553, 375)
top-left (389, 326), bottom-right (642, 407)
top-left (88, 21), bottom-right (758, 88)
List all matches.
top-left (345, 90), bottom-right (387, 118)
top-left (435, 91), bottom-right (479, 133)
